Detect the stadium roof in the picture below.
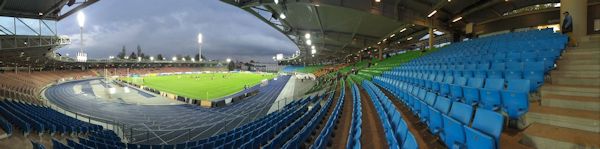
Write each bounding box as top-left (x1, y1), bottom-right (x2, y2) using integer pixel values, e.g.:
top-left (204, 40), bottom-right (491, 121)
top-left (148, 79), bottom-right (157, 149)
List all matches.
top-left (0, 0), bottom-right (98, 20)
top-left (221, 0), bottom-right (560, 63)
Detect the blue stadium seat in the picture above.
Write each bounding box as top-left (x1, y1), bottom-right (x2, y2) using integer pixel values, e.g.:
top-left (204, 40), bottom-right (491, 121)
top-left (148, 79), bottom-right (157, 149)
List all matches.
top-left (441, 102), bottom-right (473, 147)
top-left (502, 79), bottom-right (530, 119)
top-left (504, 70), bottom-right (522, 79)
top-left (402, 133), bottom-right (418, 149)
top-left (463, 78), bottom-right (484, 106)
top-left (395, 120), bottom-right (409, 145)
top-left (523, 61), bottom-right (545, 91)
top-left (440, 76), bottom-right (454, 97)
top-left (449, 77), bottom-right (467, 101)
top-left (464, 108), bottom-right (504, 149)
top-left (479, 78), bottom-right (505, 111)
top-left (428, 96), bottom-right (451, 135)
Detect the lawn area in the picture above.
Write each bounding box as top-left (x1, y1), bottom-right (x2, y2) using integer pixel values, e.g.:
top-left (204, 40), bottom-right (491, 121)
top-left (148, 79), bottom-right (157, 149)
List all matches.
top-left (122, 72), bottom-right (277, 100)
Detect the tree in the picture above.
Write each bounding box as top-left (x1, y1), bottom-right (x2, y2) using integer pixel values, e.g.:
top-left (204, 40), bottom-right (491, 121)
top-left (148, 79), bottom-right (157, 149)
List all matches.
top-left (118, 46), bottom-right (127, 59)
top-left (227, 60), bottom-right (236, 71)
top-left (136, 44), bottom-right (143, 59)
top-left (129, 52), bottom-right (137, 60)
top-left (156, 54), bottom-right (164, 61)
top-left (184, 55), bottom-right (191, 61)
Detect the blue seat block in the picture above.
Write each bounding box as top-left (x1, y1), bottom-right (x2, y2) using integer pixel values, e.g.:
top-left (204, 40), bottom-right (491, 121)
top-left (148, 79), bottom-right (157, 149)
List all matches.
top-left (464, 127), bottom-right (496, 149)
top-left (502, 79), bottom-right (530, 119)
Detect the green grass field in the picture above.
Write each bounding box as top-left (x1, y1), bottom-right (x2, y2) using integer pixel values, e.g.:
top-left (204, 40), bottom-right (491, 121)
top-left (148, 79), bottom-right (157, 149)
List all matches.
top-left (122, 73), bottom-right (277, 100)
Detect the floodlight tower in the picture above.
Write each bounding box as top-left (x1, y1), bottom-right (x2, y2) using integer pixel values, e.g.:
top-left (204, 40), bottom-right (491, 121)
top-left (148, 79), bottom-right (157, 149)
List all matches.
top-left (76, 11), bottom-right (87, 62)
top-left (197, 33), bottom-right (203, 62)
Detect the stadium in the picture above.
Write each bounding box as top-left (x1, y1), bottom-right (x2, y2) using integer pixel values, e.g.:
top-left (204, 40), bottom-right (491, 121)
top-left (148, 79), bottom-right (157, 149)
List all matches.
top-left (0, 0), bottom-right (598, 149)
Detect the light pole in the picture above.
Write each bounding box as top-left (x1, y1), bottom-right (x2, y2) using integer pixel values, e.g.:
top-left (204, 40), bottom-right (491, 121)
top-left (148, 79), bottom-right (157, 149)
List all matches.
top-left (197, 33), bottom-right (203, 62)
top-left (76, 11), bottom-right (87, 62)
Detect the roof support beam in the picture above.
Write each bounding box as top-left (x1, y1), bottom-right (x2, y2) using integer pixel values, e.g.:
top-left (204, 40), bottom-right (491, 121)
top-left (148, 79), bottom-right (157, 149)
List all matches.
top-left (57, 0), bottom-right (99, 20)
top-left (42, 0), bottom-right (70, 19)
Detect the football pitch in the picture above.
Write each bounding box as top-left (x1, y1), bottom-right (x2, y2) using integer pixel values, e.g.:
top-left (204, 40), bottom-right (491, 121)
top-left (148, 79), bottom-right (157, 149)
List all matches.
top-left (122, 73), bottom-right (277, 100)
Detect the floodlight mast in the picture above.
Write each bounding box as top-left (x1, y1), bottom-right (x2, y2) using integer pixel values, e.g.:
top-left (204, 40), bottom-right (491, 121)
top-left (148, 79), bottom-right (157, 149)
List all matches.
top-left (78, 11), bottom-right (85, 53)
top-left (198, 33), bottom-right (203, 62)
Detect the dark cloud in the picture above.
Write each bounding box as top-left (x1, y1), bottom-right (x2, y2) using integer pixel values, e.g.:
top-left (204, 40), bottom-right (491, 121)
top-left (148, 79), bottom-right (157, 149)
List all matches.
top-left (57, 0), bottom-right (297, 62)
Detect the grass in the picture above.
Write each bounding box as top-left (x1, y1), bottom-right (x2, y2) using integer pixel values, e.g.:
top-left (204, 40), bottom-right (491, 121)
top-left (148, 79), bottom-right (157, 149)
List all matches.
top-left (121, 73), bottom-right (277, 100)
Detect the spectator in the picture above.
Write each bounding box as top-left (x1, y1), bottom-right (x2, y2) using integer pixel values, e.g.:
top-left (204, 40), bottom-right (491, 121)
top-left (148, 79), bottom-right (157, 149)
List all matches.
top-left (562, 11), bottom-right (575, 47)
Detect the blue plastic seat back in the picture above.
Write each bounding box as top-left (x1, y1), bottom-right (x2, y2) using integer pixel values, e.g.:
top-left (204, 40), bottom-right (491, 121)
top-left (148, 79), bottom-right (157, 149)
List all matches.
top-left (428, 106), bottom-right (443, 134)
top-left (425, 92), bottom-right (437, 106)
top-left (442, 115), bottom-right (467, 147)
top-left (417, 89), bottom-right (427, 100)
top-left (471, 108), bottom-right (504, 144)
top-left (434, 96), bottom-right (452, 114)
top-left (502, 79), bottom-right (530, 119)
top-left (453, 77), bottom-right (467, 86)
top-left (395, 120), bottom-right (409, 144)
top-left (484, 79), bottom-right (504, 90)
top-left (402, 133), bottom-right (418, 149)
top-left (464, 126), bottom-right (496, 149)
top-left (504, 71), bottom-right (522, 79)
top-left (443, 76), bottom-right (454, 84)
top-left (464, 78), bottom-right (484, 105)
top-left (448, 102), bottom-right (473, 124)
top-left (491, 63), bottom-right (505, 71)
top-left (524, 61), bottom-right (545, 72)
top-left (506, 62), bottom-right (523, 71)
top-left (477, 63), bottom-right (490, 70)
top-left (467, 78), bottom-right (484, 88)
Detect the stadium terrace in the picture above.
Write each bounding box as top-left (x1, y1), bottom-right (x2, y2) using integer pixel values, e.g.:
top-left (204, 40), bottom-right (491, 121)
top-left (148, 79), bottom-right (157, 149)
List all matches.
top-left (0, 0), bottom-right (598, 149)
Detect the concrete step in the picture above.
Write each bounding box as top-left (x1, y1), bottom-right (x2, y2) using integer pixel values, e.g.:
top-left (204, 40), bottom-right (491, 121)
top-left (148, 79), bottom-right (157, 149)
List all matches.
top-left (551, 70), bottom-right (600, 78)
top-left (577, 41), bottom-right (600, 50)
top-left (541, 94), bottom-right (600, 112)
top-left (555, 64), bottom-right (600, 71)
top-left (541, 84), bottom-right (600, 98)
top-left (551, 76), bottom-right (600, 87)
top-left (581, 35), bottom-right (600, 42)
top-left (522, 123), bottom-right (600, 149)
top-left (557, 59), bottom-right (600, 65)
top-left (563, 50), bottom-right (600, 55)
top-left (525, 104), bottom-right (600, 133)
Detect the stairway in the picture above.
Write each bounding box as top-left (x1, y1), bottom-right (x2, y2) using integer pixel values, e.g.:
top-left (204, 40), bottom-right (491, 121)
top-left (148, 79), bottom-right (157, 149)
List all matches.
top-left (522, 35), bottom-right (600, 148)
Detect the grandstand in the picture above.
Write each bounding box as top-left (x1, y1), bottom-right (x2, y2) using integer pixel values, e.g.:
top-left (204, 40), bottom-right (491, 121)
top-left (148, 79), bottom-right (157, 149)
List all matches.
top-left (0, 0), bottom-right (599, 149)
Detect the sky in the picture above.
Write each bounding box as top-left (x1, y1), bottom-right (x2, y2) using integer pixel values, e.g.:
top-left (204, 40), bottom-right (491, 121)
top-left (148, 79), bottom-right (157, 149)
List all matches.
top-left (56, 0), bottom-right (298, 62)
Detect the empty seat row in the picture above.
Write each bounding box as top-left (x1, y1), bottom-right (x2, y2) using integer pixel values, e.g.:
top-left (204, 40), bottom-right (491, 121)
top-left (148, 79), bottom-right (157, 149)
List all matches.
top-left (374, 78), bottom-right (505, 149)
top-left (362, 81), bottom-right (418, 149)
top-left (376, 76), bottom-right (529, 119)
top-left (0, 114), bottom-right (13, 138)
top-left (346, 82), bottom-right (362, 149)
top-left (311, 81), bottom-right (346, 149)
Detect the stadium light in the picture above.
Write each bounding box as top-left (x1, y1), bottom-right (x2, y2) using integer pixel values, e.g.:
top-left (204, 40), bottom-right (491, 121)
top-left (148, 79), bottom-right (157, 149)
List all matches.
top-left (400, 28), bottom-right (407, 32)
top-left (226, 58), bottom-right (231, 63)
top-left (77, 11), bottom-right (85, 28)
top-left (304, 33), bottom-right (311, 39)
top-left (306, 39), bottom-right (312, 45)
top-left (124, 56), bottom-right (129, 59)
top-left (274, 0), bottom-right (279, 4)
top-left (197, 33), bottom-right (203, 44)
top-left (137, 57), bottom-right (142, 62)
top-left (311, 49), bottom-right (316, 54)
top-left (191, 58), bottom-right (195, 62)
top-left (172, 56), bottom-right (177, 61)
top-left (279, 13), bottom-right (286, 19)
top-left (452, 16), bottom-right (463, 22)
top-left (76, 11), bottom-right (87, 62)
top-left (150, 56), bottom-right (154, 61)
top-left (198, 33), bottom-right (203, 62)
top-left (428, 10), bottom-right (437, 18)
top-left (407, 37), bottom-right (413, 40)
